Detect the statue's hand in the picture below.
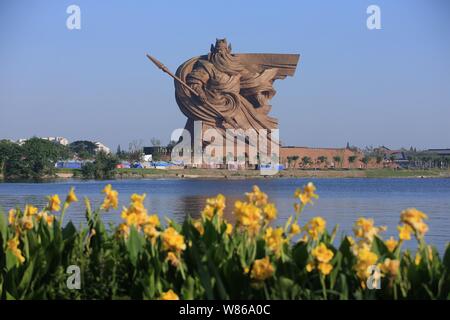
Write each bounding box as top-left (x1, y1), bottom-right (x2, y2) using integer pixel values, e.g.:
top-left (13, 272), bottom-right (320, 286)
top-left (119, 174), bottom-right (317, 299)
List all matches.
top-left (191, 84), bottom-right (207, 102)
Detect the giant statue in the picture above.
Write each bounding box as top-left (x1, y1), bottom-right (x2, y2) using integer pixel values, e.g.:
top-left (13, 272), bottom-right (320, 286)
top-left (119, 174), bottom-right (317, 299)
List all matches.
top-left (147, 38), bottom-right (299, 150)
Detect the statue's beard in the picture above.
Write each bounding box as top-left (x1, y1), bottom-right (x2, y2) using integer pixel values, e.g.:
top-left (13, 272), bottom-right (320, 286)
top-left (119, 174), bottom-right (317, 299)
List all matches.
top-left (209, 50), bottom-right (245, 75)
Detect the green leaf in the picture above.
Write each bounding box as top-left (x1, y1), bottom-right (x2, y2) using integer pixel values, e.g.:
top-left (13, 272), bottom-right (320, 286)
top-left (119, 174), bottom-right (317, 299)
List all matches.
top-left (127, 226), bottom-right (143, 267)
top-left (17, 259), bottom-right (34, 297)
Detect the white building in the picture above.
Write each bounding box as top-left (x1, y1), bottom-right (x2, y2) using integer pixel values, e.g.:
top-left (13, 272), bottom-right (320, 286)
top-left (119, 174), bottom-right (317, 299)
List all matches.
top-left (94, 141), bottom-right (111, 154)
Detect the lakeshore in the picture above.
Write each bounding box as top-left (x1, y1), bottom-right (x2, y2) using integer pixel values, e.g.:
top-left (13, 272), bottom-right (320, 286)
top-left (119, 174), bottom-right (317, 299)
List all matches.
top-left (46, 168), bottom-right (450, 180)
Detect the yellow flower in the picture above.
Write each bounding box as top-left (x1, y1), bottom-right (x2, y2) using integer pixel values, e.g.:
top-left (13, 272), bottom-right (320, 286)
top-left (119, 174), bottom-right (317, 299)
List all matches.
top-left (143, 224), bottom-right (160, 242)
top-left (8, 209), bottom-right (16, 225)
top-left (7, 237), bottom-right (25, 264)
top-left (246, 185), bottom-right (268, 207)
top-left (250, 256), bottom-right (275, 281)
top-left (101, 184), bottom-right (119, 211)
top-left (147, 214), bottom-right (160, 227)
top-left (290, 223), bottom-right (301, 235)
top-left (306, 262), bottom-right (315, 272)
top-left (24, 205), bottom-right (38, 216)
top-left (385, 236), bottom-right (398, 253)
top-left (264, 227), bottom-right (285, 256)
top-left (354, 248), bottom-right (378, 280)
top-left (166, 252), bottom-right (181, 268)
top-left (317, 262), bottom-right (333, 276)
top-left (305, 216), bottom-right (326, 240)
top-left (65, 187), bottom-right (78, 204)
top-left (262, 203), bottom-right (277, 222)
top-left (380, 258), bottom-right (400, 277)
top-left (294, 182), bottom-right (318, 205)
top-left (427, 245), bottom-right (433, 261)
top-left (234, 200), bottom-right (262, 235)
top-left (312, 243), bottom-right (334, 263)
top-left (162, 227), bottom-right (186, 253)
top-left (20, 216), bottom-right (33, 230)
top-left (398, 224), bottom-right (412, 241)
top-left (201, 194), bottom-right (226, 220)
top-left (353, 217), bottom-right (385, 243)
top-left (414, 253), bottom-right (421, 265)
top-left (400, 208), bottom-right (428, 236)
top-left (193, 219), bottom-right (204, 235)
top-left (226, 223), bottom-right (233, 235)
top-left (117, 223), bottom-right (130, 238)
top-left (37, 211), bottom-right (54, 226)
top-left (48, 194), bottom-right (61, 212)
top-left (159, 289), bottom-right (179, 300)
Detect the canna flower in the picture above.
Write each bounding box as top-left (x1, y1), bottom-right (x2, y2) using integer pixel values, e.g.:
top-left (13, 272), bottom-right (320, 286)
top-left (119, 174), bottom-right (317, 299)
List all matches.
top-left (101, 184), bottom-right (119, 211)
top-left (312, 243), bottom-right (334, 263)
top-left (264, 227), bottom-right (285, 256)
top-left (201, 194), bottom-right (226, 220)
top-left (306, 262), bottom-right (315, 272)
top-left (20, 216), bottom-right (33, 230)
top-left (317, 262), bottom-right (333, 276)
top-left (159, 289), bottom-right (179, 300)
top-left (143, 224), bottom-right (160, 243)
top-left (193, 219), bottom-right (205, 235)
top-left (37, 211), bottom-right (55, 226)
top-left (117, 223), bottom-right (130, 238)
top-left (262, 203), bottom-right (277, 222)
top-left (385, 236), bottom-right (398, 252)
top-left (8, 209), bottom-right (16, 225)
top-left (7, 237), bottom-right (25, 264)
top-left (353, 217), bottom-right (385, 243)
top-left (250, 256), bottom-right (275, 281)
top-left (400, 208), bottom-right (428, 237)
top-left (24, 205), bottom-right (38, 217)
top-left (294, 182), bottom-right (318, 205)
top-left (305, 216), bottom-right (326, 240)
top-left (226, 223), bottom-right (233, 235)
top-left (166, 252), bottom-right (181, 268)
top-left (380, 258), bottom-right (400, 278)
top-left (245, 186), bottom-right (268, 207)
top-left (65, 187), bottom-right (78, 204)
top-left (234, 200), bottom-right (262, 236)
top-left (397, 224), bottom-right (412, 241)
top-left (161, 227), bottom-right (186, 253)
top-left (414, 253), bottom-right (421, 265)
top-left (48, 194), bottom-right (61, 212)
top-left (290, 223), bottom-right (301, 235)
top-left (354, 247), bottom-right (378, 280)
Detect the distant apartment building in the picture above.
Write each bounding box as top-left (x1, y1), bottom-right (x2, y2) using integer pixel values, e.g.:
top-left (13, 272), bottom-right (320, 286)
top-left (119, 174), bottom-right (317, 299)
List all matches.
top-left (17, 136), bottom-right (69, 146)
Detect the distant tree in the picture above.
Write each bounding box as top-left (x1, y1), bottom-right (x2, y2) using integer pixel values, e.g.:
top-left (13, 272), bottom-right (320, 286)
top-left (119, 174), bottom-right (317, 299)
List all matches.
top-left (1, 138), bottom-right (69, 179)
top-left (292, 155), bottom-right (299, 168)
top-left (301, 156), bottom-right (312, 168)
top-left (128, 140), bottom-right (144, 163)
top-left (376, 155), bottom-right (383, 164)
top-left (150, 137), bottom-right (161, 147)
top-left (333, 156), bottom-right (342, 168)
top-left (69, 140), bottom-right (97, 159)
top-left (287, 156), bottom-right (294, 168)
top-left (348, 155), bottom-right (357, 164)
top-left (361, 155), bottom-right (371, 168)
top-left (81, 152), bottom-right (119, 179)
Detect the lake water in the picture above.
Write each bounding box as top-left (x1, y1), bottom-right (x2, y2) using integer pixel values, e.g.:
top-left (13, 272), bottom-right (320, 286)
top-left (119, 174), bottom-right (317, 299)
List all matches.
top-left (1, 178), bottom-right (449, 253)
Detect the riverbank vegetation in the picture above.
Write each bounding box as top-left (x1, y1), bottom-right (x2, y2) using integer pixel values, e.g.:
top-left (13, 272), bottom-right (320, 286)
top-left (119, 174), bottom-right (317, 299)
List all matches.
top-left (1, 183), bottom-right (449, 299)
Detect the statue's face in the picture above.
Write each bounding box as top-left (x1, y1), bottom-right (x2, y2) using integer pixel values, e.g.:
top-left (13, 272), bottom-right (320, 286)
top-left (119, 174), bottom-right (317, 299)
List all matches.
top-left (213, 39), bottom-right (230, 54)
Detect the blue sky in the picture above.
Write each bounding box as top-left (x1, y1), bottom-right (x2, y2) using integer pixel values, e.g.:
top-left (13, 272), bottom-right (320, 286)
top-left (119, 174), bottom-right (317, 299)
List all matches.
top-left (0, 0), bottom-right (449, 151)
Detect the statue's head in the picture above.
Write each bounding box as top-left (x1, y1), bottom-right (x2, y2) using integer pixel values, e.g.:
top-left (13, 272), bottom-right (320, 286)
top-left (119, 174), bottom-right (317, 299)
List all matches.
top-left (210, 38), bottom-right (232, 54)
